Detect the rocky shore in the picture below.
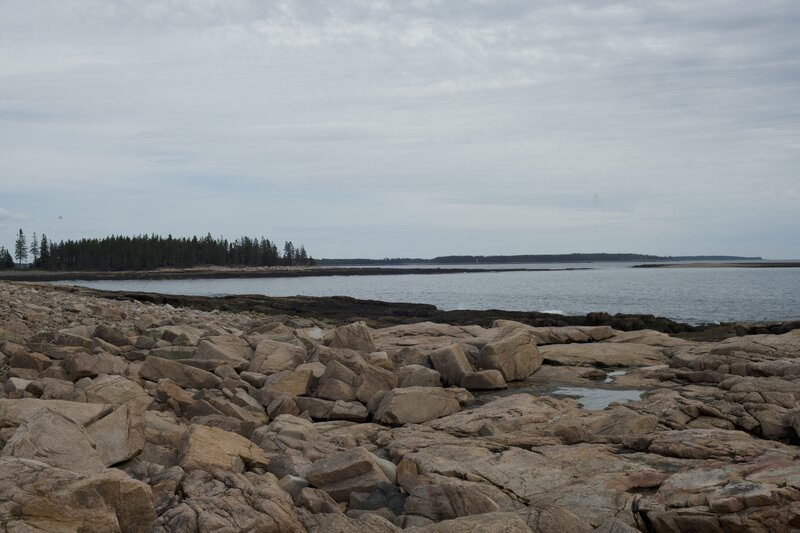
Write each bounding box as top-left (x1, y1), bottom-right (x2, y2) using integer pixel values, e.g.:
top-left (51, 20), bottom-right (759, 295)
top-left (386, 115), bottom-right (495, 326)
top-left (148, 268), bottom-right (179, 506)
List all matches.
top-left (0, 280), bottom-right (798, 532)
top-left (0, 265), bottom-right (544, 282)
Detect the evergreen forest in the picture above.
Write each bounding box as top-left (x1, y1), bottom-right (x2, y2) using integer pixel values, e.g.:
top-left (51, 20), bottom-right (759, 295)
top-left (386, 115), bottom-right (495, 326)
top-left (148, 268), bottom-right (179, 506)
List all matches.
top-left (1, 231), bottom-right (314, 270)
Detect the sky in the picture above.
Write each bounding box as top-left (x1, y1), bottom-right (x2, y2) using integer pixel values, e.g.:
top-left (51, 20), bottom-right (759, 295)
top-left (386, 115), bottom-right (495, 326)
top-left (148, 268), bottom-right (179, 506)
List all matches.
top-left (1, 0), bottom-right (799, 259)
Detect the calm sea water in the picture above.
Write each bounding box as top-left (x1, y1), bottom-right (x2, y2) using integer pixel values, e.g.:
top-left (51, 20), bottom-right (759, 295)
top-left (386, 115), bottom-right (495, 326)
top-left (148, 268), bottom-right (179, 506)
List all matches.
top-left (58, 263), bottom-right (800, 325)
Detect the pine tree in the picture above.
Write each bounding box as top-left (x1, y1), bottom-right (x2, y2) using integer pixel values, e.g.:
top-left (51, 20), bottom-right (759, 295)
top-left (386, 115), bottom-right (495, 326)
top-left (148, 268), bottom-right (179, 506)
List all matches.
top-left (283, 241), bottom-right (295, 266)
top-left (14, 229), bottom-right (27, 265)
top-left (0, 247), bottom-right (13, 269)
top-left (30, 232), bottom-right (39, 263)
top-left (39, 234), bottom-right (50, 268)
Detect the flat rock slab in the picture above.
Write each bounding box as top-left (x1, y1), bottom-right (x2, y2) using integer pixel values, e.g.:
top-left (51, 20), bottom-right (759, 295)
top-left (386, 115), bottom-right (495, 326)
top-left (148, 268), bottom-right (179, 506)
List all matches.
top-left (540, 343), bottom-right (667, 367)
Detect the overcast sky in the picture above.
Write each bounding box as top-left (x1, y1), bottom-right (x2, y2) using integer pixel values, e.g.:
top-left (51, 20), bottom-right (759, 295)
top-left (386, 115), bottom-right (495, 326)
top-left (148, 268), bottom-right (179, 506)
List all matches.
top-left (1, 0), bottom-right (798, 259)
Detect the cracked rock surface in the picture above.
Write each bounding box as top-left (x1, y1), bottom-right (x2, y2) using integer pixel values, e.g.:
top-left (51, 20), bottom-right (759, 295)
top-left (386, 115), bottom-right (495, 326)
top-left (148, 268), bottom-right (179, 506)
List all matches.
top-left (0, 281), bottom-right (798, 532)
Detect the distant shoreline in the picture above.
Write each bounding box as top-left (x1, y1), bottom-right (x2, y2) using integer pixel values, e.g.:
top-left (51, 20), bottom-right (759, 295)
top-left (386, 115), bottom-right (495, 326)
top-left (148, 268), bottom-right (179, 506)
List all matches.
top-left (632, 261), bottom-right (800, 269)
top-left (2, 260), bottom-right (797, 281)
top-left (0, 265), bottom-right (591, 282)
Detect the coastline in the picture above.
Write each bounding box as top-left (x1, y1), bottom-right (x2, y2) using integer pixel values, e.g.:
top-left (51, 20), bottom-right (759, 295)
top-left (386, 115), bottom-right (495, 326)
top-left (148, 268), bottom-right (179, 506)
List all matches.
top-left (633, 261), bottom-right (800, 268)
top-left (0, 279), bottom-right (798, 531)
top-left (0, 265), bottom-right (589, 282)
top-left (44, 282), bottom-right (800, 341)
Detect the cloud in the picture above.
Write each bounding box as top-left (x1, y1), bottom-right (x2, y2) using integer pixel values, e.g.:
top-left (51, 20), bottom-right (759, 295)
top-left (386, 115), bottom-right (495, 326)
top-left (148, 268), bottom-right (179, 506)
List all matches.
top-left (0, 0), bottom-right (798, 257)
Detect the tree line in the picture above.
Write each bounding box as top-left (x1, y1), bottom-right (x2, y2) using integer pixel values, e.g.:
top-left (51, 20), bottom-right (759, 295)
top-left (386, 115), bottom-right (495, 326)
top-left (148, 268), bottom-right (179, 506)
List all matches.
top-left (2, 230), bottom-right (315, 270)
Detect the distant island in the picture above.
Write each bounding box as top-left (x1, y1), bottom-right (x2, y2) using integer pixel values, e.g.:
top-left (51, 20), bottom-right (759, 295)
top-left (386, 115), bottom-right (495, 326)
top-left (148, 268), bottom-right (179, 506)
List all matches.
top-left (317, 253), bottom-right (763, 266)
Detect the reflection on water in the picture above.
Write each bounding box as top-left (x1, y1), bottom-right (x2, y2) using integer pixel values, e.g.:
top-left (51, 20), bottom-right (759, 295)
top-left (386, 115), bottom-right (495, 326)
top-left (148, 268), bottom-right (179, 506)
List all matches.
top-left (551, 387), bottom-right (644, 410)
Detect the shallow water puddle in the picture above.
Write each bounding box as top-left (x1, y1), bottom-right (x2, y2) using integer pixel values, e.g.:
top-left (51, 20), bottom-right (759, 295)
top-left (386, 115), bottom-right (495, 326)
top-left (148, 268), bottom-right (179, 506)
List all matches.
top-left (551, 387), bottom-right (644, 410)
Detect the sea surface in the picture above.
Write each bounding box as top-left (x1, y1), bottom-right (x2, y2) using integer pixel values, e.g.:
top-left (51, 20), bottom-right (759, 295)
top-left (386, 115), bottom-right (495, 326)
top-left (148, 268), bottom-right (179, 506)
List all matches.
top-left (57, 262), bottom-right (800, 325)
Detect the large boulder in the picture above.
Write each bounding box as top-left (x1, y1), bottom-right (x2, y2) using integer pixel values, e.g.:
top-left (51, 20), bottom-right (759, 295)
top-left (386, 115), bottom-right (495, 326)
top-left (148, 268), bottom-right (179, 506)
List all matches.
top-left (1, 409), bottom-right (107, 472)
top-left (80, 375), bottom-right (152, 409)
top-left (62, 351), bottom-right (128, 381)
top-left (324, 321), bottom-right (376, 352)
top-left (139, 356), bottom-right (221, 389)
top-left (249, 339), bottom-right (306, 375)
top-left (0, 398), bottom-right (110, 427)
top-left (86, 402), bottom-right (147, 466)
top-left (155, 469), bottom-right (303, 533)
top-left (262, 369), bottom-right (313, 396)
top-left (461, 370), bottom-right (507, 390)
top-left (429, 344), bottom-right (473, 387)
top-left (315, 360), bottom-right (359, 401)
top-left (194, 335), bottom-right (252, 366)
top-left (357, 365), bottom-right (398, 404)
top-left (398, 365), bottom-right (442, 388)
top-left (373, 387), bottom-right (465, 425)
top-left (306, 448), bottom-right (391, 502)
top-left (478, 329), bottom-right (541, 381)
top-left (178, 424), bottom-right (270, 473)
top-left (0, 399), bottom-right (145, 470)
top-left (0, 457), bottom-right (156, 532)
top-left (295, 397), bottom-right (369, 422)
top-left (94, 324), bottom-right (131, 347)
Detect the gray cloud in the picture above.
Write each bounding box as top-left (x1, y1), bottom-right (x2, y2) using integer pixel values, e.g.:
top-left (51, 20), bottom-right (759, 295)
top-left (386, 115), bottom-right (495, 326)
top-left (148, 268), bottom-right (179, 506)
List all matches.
top-left (0, 0), bottom-right (798, 257)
